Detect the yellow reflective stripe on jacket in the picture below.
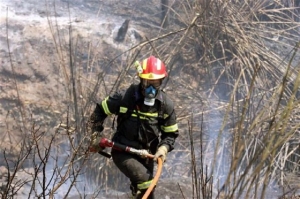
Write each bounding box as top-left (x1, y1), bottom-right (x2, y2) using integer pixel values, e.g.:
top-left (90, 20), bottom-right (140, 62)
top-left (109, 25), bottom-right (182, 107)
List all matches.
top-left (131, 114), bottom-right (150, 120)
top-left (137, 179), bottom-right (153, 190)
top-left (137, 111), bottom-right (158, 117)
top-left (161, 123), bottom-right (178, 132)
top-left (119, 107), bottom-right (160, 118)
top-left (118, 107), bottom-right (172, 121)
top-left (120, 106), bottom-right (127, 113)
top-left (131, 113), bottom-right (145, 119)
top-left (132, 111), bottom-right (158, 118)
top-left (101, 97), bottom-right (112, 115)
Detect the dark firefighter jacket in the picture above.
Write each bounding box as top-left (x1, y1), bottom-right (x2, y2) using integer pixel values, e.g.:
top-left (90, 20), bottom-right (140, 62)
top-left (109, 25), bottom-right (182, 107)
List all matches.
top-left (89, 83), bottom-right (179, 154)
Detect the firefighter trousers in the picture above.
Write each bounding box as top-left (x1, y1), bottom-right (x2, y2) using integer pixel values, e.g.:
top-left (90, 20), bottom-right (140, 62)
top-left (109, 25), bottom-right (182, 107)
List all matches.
top-left (111, 149), bottom-right (155, 199)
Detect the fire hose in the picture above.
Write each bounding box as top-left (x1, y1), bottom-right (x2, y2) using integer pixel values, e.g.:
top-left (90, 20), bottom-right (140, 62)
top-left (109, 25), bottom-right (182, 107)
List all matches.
top-left (95, 138), bottom-right (163, 199)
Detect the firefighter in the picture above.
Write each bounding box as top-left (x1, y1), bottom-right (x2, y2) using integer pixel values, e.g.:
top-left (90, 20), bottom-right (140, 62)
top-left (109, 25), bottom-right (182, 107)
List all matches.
top-left (88, 56), bottom-right (179, 199)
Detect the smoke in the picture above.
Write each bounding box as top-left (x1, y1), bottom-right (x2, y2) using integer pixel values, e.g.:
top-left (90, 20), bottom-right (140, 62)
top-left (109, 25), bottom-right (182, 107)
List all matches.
top-left (204, 102), bottom-right (231, 190)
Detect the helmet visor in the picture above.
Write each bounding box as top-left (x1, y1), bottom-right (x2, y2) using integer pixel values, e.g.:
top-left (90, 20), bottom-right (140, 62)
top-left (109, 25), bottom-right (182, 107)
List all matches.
top-left (142, 79), bottom-right (162, 89)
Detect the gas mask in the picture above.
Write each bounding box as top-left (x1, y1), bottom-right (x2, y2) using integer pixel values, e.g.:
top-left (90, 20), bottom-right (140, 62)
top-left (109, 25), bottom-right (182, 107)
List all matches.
top-left (144, 85), bottom-right (157, 106)
top-left (141, 79), bottom-right (162, 106)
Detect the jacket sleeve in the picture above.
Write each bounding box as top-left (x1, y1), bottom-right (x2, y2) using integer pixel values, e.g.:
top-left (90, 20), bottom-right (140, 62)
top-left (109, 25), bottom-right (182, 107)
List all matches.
top-left (158, 97), bottom-right (179, 152)
top-left (88, 91), bottom-right (123, 132)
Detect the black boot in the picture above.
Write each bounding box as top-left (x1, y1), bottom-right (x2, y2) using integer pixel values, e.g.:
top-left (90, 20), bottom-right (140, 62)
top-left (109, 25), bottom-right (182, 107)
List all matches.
top-left (130, 184), bottom-right (138, 198)
top-left (135, 188), bottom-right (155, 199)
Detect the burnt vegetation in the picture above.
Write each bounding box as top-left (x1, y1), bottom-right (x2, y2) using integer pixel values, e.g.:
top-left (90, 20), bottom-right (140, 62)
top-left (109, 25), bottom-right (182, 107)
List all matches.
top-left (1, 0), bottom-right (300, 198)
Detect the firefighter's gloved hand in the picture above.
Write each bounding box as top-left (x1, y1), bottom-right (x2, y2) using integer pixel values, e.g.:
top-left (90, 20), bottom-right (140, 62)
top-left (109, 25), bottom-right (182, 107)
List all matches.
top-left (154, 145), bottom-right (168, 163)
top-left (89, 132), bottom-right (105, 153)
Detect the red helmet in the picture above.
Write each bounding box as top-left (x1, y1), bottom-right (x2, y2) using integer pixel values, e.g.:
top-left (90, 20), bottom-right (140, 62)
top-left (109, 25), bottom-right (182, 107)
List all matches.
top-left (137, 56), bottom-right (167, 80)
